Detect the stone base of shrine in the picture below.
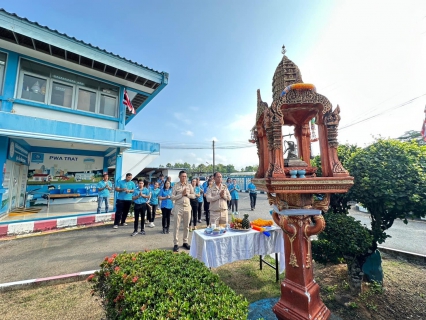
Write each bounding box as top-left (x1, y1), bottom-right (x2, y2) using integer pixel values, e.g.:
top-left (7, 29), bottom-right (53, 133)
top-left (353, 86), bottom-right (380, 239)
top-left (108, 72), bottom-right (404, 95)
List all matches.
top-left (273, 279), bottom-right (330, 320)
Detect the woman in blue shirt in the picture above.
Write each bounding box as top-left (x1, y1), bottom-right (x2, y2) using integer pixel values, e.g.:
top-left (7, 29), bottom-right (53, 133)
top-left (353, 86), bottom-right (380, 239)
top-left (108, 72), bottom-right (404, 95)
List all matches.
top-left (159, 180), bottom-right (173, 234)
top-left (228, 179), bottom-right (240, 215)
top-left (148, 182), bottom-right (160, 228)
top-left (196, 178), bottom-right (204, 223)
top-left (131, 180), bottom-right (150, 236)
top-left (226, 177), bottom-right (232, 210)
top-left (189, 178), bottom-right (200, 231)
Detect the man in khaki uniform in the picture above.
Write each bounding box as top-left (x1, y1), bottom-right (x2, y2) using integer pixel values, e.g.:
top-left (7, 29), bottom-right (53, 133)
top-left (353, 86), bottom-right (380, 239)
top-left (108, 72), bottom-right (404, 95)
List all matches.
top-left (171, 170), bottom-right (195, 252)
top-left (206, 172), bottom-right (231, 225)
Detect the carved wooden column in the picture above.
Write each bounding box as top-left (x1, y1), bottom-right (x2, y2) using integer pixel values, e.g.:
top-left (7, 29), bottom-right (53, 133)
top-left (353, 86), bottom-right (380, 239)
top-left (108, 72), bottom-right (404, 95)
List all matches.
top-left (324, 106), bottom-right (349, 177)
top-left (272, 212), bottom-right (330, 320)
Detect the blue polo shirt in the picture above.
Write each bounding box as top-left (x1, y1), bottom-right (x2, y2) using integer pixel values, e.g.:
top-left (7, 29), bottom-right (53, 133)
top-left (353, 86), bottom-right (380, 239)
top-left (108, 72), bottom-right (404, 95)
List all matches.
top-left (228, 184), bottom-right (240, 200)
top-left (160, 188), bottom-right (173, 209)
top-left (150, 188), bottom-right (160, 205)
top-left (194, 186), bottom-right (203, 203)
top-left (97, 180), bottom-right (112, 198)
top-left (248, 182), bottom-right (257, 194)
top-left (116, 179), bottom-right (136, 201)
top-left (133, 187), bottom-right (150, 204)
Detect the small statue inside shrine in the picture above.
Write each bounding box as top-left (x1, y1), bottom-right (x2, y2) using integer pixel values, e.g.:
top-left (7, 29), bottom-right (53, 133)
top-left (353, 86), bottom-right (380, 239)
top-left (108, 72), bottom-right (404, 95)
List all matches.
top-left (284, 141), bottom-right (298, 160)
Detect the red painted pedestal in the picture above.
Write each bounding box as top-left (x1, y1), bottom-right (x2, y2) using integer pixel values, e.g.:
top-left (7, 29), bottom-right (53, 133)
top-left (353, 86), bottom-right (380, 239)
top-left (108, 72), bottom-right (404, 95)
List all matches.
top-left (272, 213), bottom-right (330, 320)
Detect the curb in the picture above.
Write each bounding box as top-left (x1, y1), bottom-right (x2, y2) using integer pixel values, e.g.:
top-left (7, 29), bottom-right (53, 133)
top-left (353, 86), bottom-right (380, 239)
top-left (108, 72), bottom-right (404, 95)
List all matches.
top-left (0, 270), bottom-right (98, 292)
top-left (378, 246), bottom-right (426, 264)
top-left (0, 213), bottom-right (116, 238)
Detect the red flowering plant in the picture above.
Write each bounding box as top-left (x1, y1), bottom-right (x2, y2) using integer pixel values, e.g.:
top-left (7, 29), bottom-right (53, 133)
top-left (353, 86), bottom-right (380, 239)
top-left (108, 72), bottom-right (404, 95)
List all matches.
top-left (90, 250), bottom-right (248, 319)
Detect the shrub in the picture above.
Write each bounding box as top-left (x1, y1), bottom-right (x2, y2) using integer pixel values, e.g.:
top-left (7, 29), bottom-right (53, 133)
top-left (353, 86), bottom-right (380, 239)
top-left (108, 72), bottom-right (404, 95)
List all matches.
top-left (90, 250), bottom-right (248, 319)
top-left (312, 212), bottom-right (372, 265)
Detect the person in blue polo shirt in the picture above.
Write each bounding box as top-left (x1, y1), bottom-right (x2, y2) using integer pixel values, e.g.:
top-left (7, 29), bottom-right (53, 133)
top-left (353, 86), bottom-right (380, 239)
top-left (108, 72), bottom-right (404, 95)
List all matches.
top-left (113, 173), bottom-right (135, 229)
top-left (159, 180), bottom-right (173, 234)
top-left (131, 180), bottom-right (150, 236)
top-left (147, 182), bottom-right (160, 228)
top-left (228, 179), bottom-right (240, 215)
top-left (247, 179), bottom-right (257, 210)
top-left (96, 173), bottom-right (112, 214)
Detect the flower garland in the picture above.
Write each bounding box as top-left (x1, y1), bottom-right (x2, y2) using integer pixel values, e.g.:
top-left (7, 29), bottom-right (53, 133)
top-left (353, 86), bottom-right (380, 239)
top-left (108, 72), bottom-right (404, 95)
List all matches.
top-left (280, 83), bottom-right (316, 97)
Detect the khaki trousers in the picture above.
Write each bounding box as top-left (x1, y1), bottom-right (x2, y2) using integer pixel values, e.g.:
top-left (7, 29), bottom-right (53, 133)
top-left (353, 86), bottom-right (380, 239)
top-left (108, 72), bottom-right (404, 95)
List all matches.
top-left (172, 204), bottom-right (191, 245)
top-left (210, 209), bottom-right (228, 226)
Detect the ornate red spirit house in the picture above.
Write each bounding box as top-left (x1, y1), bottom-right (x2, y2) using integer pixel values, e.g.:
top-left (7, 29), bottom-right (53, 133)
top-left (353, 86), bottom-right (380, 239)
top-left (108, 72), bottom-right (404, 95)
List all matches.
top-left (251, 46), bottom-right (353, 320)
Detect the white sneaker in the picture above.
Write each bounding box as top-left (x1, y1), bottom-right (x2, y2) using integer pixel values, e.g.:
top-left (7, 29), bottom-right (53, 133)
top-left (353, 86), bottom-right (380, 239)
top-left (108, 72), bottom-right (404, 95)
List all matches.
top-left (148, 222), bottom-right (155, 228)
top-left (113, 225), bottom-right (118, 229)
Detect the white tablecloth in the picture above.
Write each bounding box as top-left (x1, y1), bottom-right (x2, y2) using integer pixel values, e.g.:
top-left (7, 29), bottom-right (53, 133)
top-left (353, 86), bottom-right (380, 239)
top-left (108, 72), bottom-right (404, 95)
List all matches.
top-left (189, 226), bottom-right (285, 273)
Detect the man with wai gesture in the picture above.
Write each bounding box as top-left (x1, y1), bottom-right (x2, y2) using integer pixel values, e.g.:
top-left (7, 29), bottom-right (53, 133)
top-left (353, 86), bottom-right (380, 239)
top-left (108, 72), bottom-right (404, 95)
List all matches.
top-left (206, 172), bottom-right (231, 226)
top-left (171, 170), bottom-right (195, 252)
top-left (96, 173), bottom-right (112, 214)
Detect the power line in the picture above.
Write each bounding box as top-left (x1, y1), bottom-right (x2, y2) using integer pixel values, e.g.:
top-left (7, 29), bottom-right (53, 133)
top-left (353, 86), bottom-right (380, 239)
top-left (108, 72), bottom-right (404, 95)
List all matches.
top-left (340, 93), bottom-right (426, 130)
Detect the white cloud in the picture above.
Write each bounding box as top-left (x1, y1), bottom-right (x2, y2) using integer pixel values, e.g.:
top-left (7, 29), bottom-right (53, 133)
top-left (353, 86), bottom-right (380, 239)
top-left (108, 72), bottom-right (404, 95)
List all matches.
top-left (174, 112), bottom-right (191, 124)
top-left (181, 130), bottom-right (194, 136)
top-left (225, 113), bottom-right (255, 133)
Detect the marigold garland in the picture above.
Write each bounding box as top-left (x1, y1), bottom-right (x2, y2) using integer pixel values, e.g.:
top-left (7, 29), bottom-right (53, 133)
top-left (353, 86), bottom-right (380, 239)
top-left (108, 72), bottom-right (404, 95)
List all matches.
top-left (280, 83), bottom-right (316, 97)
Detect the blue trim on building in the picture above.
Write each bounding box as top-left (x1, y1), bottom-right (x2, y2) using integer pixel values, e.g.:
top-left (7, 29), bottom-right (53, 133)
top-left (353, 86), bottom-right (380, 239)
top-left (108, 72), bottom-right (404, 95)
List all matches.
top-left (131, 140), bottom-right (160, 153)
top-left (0, 112), bottom-right (132, 148)
top-left (1, 51), bottom-right (18, 112)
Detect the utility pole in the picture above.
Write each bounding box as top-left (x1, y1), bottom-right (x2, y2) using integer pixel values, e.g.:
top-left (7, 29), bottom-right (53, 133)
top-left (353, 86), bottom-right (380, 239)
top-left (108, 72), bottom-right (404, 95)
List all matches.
top-left (212, 140), bottom-right (215, 174)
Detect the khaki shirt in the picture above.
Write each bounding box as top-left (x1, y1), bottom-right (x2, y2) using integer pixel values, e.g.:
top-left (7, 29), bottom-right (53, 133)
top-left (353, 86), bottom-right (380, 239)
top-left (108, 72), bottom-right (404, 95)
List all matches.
top-left (171, 181), bottom-right (195, 208)
top-left (206, 183), bottom-right (231, 211)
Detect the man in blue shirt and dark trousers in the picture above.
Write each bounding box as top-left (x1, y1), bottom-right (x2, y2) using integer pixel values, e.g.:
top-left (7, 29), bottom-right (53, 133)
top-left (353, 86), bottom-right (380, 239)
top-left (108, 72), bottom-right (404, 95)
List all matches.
top-left (247, 179), bottom-right (257, 211)
top-left (97, 173), bottom-right (112, 214)
top-left (113, 173), bottom-right (135, 229)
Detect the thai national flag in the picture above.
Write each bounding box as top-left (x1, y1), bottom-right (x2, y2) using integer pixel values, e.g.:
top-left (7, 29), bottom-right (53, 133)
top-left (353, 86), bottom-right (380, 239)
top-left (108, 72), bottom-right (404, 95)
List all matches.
top-left (123, 90), bottom-right (135, 114)
top-left (421, 119), bottom-right (426, 142)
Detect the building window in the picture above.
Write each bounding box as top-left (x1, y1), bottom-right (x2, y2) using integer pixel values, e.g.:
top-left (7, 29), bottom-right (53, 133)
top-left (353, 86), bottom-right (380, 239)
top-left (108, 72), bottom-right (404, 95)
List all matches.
top-left (50, 82), bottom-right (73, 108)
top-left (77, 88), bottom-right (96, 113)
top-left (18, 58), bottom-right (119, 117)
top-left (100, 94), bottom-right (117, 116)
top-left (0, 52), bottom-right (6, 95)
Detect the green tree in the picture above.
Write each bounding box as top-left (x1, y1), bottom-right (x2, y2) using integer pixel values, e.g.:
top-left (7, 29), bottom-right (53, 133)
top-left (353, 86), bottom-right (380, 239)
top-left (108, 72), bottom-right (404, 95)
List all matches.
top-left (166, 163), bottom-right (172, 168)
top-left (311, 144), bottom-right (361, 214)
top-left (347, 139), bottom-right (426, 247)
top-left (397, 130), bottom-right (426, 146)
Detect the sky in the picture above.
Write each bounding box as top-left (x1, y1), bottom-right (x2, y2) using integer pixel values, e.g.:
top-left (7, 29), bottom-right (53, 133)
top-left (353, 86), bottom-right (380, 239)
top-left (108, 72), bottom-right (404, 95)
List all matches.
top-left (3, 0), bottom-right (426, 170)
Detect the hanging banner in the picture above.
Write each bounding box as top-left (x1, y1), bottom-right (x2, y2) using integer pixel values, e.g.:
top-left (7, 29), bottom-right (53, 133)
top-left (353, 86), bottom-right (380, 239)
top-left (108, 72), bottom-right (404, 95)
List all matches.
top-left (7, 141), bottom-right (30, 165)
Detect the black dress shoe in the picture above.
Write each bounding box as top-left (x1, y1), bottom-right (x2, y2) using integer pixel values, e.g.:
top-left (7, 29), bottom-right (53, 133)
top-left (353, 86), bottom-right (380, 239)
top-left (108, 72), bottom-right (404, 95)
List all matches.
top-left (173, 245), bottom-right (179, 252)
top-left (182, 243), bottom-right (191, 250)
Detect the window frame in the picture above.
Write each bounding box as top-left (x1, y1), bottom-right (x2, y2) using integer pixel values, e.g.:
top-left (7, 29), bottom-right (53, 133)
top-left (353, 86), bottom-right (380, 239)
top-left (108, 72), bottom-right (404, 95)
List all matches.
top-left (16, 57), bottom-right (120, 118)
top-left (18, 71), bottom-right (50, 104)
top-left (0, 51), bottom-right (7, 96)
top-left (99, 92), bottom-right (118, 117)
top-left (49, 79), bottom-right (75, 109)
